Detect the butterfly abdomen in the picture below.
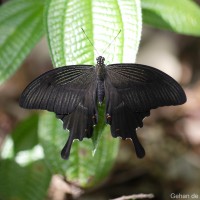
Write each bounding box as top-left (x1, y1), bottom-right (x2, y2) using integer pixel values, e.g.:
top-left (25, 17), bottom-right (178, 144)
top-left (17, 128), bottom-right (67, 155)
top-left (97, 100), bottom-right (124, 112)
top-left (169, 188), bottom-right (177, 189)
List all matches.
top-left (96, 56), bottom-right (106, 104)
top-left (96, 66), bottom-right (105, 104)
top-left (97, 80), bottom-right (105, 104)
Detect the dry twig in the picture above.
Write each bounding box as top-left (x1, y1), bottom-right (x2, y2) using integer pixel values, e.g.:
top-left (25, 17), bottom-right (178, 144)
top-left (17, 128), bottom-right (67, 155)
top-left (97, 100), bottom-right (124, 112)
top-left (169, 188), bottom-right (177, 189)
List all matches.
top-left (110, 193), bottom-right (154, 200)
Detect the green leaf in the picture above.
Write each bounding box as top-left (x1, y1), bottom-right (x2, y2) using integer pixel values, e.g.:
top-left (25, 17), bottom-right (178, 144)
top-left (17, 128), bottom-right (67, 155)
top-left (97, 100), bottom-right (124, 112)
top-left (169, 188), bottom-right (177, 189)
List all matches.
top-left (141, 0), bottom-right (200, 36)
top-left (0, 159), bottom-right (51, 200)
top-left (39, 112), bottom-right (119, 188)
top-left (42, 0), bottom-right (142, 187)
top-left (0, 0), bottom-right (44, 84)
top-left (46, 0), bottom-right (142, 66)
top-left (11, 114), bottom-right (39, 154)
top-left (43, 0), bottom-right (142, 186)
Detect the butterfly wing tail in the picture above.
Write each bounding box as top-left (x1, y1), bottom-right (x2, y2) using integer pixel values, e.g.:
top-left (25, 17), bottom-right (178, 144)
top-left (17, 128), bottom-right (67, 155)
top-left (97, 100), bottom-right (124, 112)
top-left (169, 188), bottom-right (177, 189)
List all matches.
top-left (131, 133), bottom-right (145, 158)
top-left (61, 131), bottom-right (74, 159)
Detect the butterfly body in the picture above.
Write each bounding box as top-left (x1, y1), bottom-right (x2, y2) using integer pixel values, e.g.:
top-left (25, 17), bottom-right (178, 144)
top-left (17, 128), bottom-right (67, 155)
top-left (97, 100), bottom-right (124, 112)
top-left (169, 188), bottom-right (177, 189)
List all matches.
top-left (19, 56), bottom-right (186, 159)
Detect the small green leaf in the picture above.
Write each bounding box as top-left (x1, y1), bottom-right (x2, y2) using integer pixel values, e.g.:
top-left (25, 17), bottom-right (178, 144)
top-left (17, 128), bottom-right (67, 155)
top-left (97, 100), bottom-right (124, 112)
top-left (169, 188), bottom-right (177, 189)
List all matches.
top-left (39, 112), bottom-right (119, 187)
top-left (0, 159), bottom-right (51, 200)
top-left (141, 0), bottom-right (200, 36)
top-left (11, 114), bottom-right (39, 154)
top-left (92, 103), bottom-right (107, 149)
top-left (0, 0), bottom-right (44, 84)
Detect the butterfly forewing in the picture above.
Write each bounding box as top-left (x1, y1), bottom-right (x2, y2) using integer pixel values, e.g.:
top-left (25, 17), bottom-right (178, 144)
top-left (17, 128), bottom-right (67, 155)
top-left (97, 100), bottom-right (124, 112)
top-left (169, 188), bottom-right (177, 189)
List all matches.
top-left (19, 65), bottom-right (96, 114)
top-left (106, 64), bottom-right (186, 112)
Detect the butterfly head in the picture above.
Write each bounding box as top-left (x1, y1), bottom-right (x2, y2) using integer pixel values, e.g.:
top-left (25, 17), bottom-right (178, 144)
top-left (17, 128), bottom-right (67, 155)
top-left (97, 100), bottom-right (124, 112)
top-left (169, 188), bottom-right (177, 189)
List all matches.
top-left (96, 56), bottom-right (105, 65)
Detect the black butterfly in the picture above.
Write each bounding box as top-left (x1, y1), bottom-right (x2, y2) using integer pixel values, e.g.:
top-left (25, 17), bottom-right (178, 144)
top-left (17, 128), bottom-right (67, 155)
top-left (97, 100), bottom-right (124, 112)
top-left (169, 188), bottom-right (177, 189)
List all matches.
top-left (19, 56), bottom-right (186, 159)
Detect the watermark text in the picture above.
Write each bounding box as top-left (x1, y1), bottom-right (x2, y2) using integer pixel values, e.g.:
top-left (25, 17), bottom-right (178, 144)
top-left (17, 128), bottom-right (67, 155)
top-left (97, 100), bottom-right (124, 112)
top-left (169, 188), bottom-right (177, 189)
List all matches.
top-left (170, 193), bottom-right (199, 199)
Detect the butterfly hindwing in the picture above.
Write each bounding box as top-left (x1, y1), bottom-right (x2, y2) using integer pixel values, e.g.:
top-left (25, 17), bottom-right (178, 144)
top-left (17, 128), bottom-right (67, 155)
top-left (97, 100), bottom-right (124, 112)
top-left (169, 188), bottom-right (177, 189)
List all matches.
top-left (105, 63), bottom-right (186, 158)
top-left (104, 77), bottom-right (149, 158)
top-left (19, 65), bottom-right (96, 115)
top-left (56, 81), bottom-right (98, 159)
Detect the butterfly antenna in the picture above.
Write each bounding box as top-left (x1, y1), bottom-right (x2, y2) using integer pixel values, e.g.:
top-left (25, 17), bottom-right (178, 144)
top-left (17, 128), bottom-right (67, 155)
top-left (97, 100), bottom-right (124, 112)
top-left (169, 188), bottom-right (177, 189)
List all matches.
top-left (101, 30), bottom-right (121, 55)
top-left (81, 28), bottom-right (100, 56)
